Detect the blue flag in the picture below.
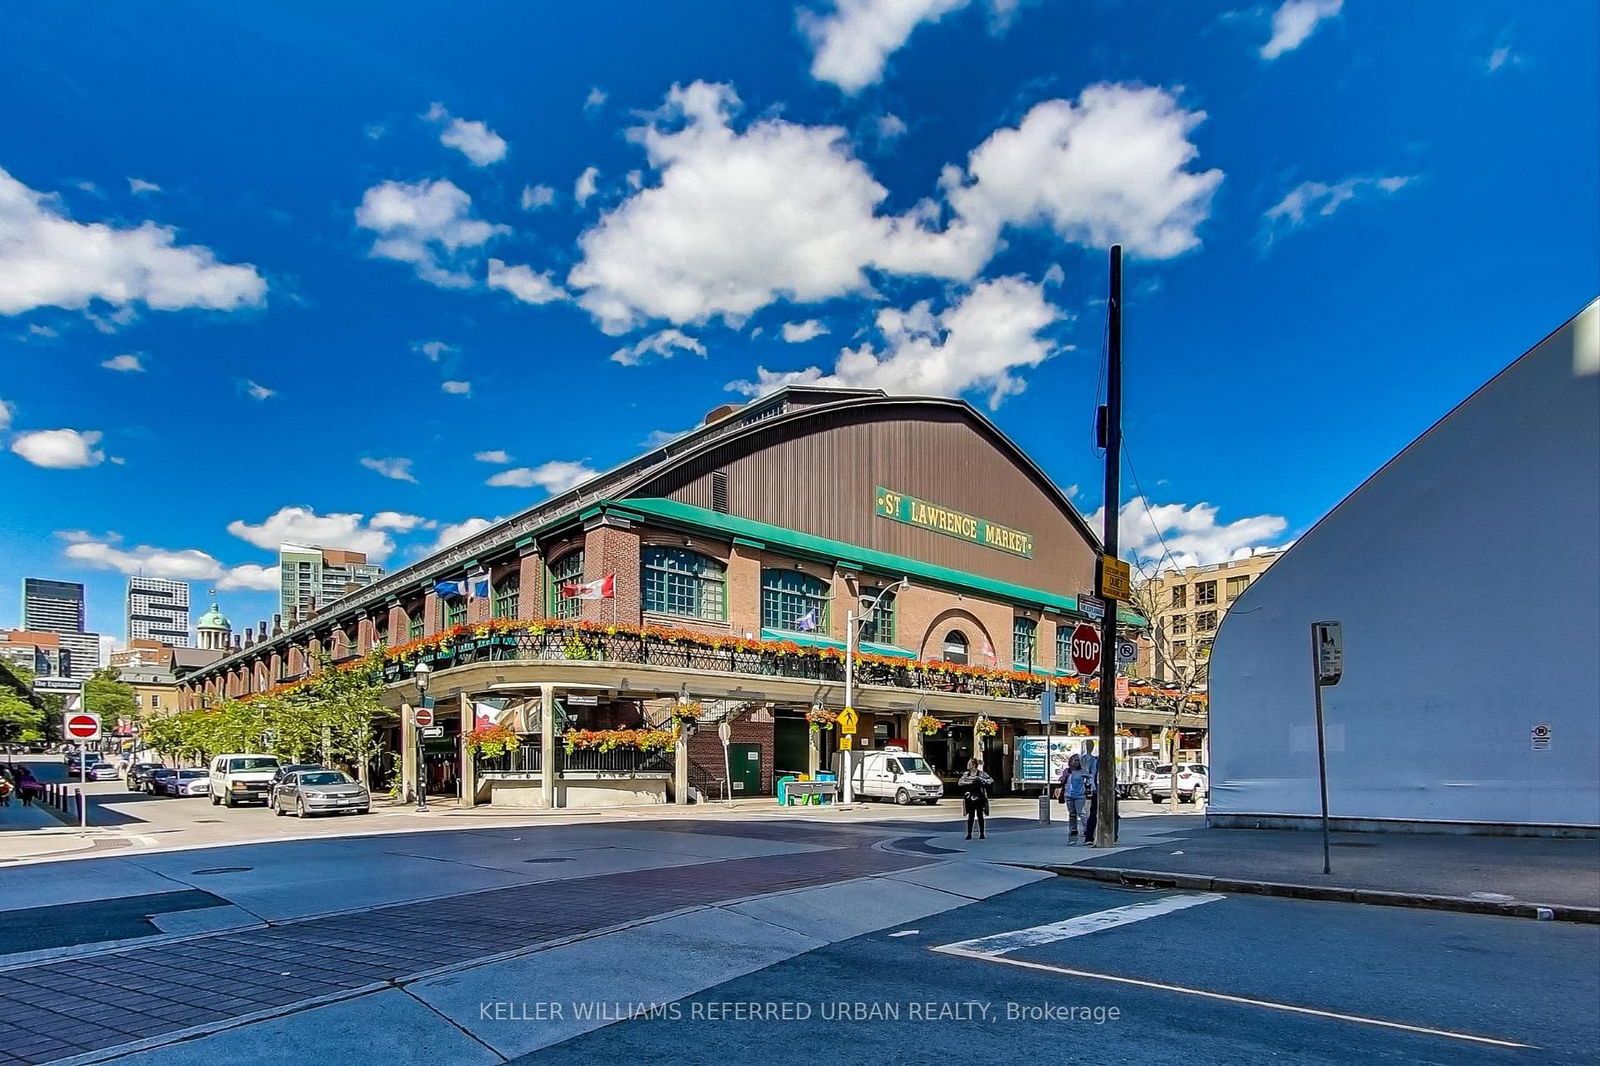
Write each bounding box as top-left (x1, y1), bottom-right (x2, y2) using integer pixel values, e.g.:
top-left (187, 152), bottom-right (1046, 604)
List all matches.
top-left (471, 578), bottom-right (490, 599)
top-left (795, 608), bottom-right (819, 632)
top-left (434, 580), bottom-right (465, 598)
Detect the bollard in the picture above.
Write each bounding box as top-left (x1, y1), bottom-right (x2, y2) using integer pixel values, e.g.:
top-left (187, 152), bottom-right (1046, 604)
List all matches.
top-left (1038, 791), bottom-right (1052, 825)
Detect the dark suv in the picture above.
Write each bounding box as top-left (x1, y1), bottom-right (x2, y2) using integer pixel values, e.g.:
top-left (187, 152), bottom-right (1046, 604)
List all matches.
top-left (127, 762), bottom-right (166, 790)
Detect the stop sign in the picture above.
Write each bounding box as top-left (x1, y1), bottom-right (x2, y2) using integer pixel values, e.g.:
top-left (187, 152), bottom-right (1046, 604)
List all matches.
top-left (1069, 623), bottom-right (1102, 675)
top-left (413, 707), bottom-right (434, 728)
top-left (65, 712), bottom-right (101, 740)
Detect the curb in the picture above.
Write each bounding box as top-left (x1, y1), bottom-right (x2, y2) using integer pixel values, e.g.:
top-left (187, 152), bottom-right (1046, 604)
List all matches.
top-left (1027, 863), bottom-right (1600, 924)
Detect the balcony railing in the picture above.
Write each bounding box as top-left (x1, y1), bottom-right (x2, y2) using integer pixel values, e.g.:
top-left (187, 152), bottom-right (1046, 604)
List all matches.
top-left (378, 626), bottom-right (1193, 709)
top-left (474, 735), bottom-right (673, 774)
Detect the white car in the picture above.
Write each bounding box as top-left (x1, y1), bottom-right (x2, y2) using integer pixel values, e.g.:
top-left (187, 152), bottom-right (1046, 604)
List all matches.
top-left (163, 768), bottom-right (211, 797)
top-left (85, 761), bottom-right (121, 782)
top-left (1148, 763), bottom-right (1208, 804)
top-left (209, 753), bottom-right (282, 808)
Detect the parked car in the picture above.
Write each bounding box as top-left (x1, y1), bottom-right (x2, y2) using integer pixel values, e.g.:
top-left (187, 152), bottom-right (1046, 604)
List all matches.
top-left (266, 764), bottom-right (323, 809)
top-left (144, 767), bottom-right (178, 794)
top-left (273, 769), bottom-right (370, 817)
top-left (127, 762), bottom-right (166, 789)
top-left (849, 748), bottom-right (943, 805)
top-left (208, 753), bottom-right (282, 807)
top-left (85, 761), bottom-right (121, 782)
top-left (1148, 763), bottom-right (1209, 804)
top-left (161, 768), bottom-right (211, 797)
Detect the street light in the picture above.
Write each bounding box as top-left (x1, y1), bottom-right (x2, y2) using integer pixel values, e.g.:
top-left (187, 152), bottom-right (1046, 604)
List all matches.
top-left (843, 577), bottom-right (909, 804)
top-left (412, 662), bottom-right (432, 812)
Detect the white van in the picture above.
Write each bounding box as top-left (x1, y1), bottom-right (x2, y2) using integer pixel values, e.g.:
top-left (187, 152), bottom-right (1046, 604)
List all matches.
top-left (209, 753), bottom-right (282, 808)
top-left (851, 747), bottom-right (943, 805)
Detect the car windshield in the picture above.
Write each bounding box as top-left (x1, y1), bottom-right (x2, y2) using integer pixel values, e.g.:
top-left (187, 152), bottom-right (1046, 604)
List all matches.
top-left (1154, 764), bottom-right (1172, 774)
top-left (299, 771), bottom-right (354, 786)
top-left (896, 756), bottom-right (931, 774)
top-left (227, 757), bottom-right (280, 772)
top-left (175, 770), bottom-right (206, 779)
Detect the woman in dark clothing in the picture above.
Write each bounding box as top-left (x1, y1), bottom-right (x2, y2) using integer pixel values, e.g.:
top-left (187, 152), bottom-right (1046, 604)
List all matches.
top-left (958, 758), bottom-right (993, 840)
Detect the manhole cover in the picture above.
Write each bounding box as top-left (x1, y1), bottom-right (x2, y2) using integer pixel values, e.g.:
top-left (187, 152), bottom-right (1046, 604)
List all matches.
top-left (191, 866), bottom-right (252, 875)
top-left (522, 857), bottom-right (575, 864)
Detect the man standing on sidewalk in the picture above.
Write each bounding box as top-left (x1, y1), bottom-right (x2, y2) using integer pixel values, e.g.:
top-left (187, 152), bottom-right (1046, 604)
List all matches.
top-left (1080, 740), bottom-right (1100, 847)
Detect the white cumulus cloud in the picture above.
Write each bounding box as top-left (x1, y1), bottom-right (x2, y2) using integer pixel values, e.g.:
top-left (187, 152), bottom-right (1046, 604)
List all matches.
top-left (413, 339), bottom-right (456, 362)
top-left (610, 328), bottom-right (706, 366)
top-left (520, 184), bottom-right (556, 210)
top-left (127, 177), bottom-right (161, 195)
top-left (803, 0), bottom-right (1020, 94)
top-left (101, 353), bottom-right (144, 372)
top-left (574, 166), bottom-right (600, 207)
top-left (486, 460), bottom-right (598, 492)
top-left (486, 258), bottom-right (567, 305)
top-left (1261, 174), bottom-right (1413, 245)
top-left (360, 456), bottom-right (418, 483)
top-left (228, 505), bottom-right (398, 558)
top-left (241, 378), bottom-right (275, 400)
top-left (781, 319), bottom-right (830, 343)
top-left (734, 275), bottom-right (1062, 409)
top-left (441, 379), bottom-right (472, 395)
top-left (354, 178), bottom-right (506, 288)
top-left (567, 81), bottom-right (1218, 334)
top-left (0, 396), bottom-right (12, 432)
top-left (474, 450), bottom-right (511, 464)
top-left (11, 428), bottom-right (106, 469)
top-left (1261, 0), bottom-right (1342, 60)
top-left (60, 534), bottom-right (278, 590)
top-left (1087, 498), bottom-right (1292, 572)
top-left (368, 511), bottom-right (436, 533)
top-left (425, 103), bottom-right (508, 166)
top-left (431, 516), bottom-right (496, 553)
top-left (0, 167), bottom-right (266, 316)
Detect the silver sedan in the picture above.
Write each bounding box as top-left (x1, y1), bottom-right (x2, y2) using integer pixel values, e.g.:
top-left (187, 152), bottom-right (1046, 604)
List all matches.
top-left (272, 770), bottom-right (371, 817)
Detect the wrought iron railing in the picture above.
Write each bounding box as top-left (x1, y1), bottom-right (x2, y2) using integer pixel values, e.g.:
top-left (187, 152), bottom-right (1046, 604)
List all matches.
top-left (473, 735), bottom-right (674, 775)
top-left (380, 628), bottom-right (1141, 706)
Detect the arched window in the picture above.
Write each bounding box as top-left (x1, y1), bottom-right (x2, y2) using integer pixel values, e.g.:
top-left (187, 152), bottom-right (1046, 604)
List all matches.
top-left (493, 573), bottom-right (520, 619)
top-left (761, 569), bottom-right (829, 632)
top-left (1013, 616), bottom-right (1038, 667)
top-left (547, 550), bottom-right (585, 620)
top-left (942, 630), bottom-right (969, 665)
top-left (643, 547), bottom-right (725, 620)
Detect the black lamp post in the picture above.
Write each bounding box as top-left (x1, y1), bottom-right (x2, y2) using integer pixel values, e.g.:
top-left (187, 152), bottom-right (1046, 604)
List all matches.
top-left (413, 662), bottom-right (432, 812)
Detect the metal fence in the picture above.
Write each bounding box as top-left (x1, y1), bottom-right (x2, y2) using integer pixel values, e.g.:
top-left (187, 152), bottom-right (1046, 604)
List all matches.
top-left (473, 735), bottom-right (673, 775)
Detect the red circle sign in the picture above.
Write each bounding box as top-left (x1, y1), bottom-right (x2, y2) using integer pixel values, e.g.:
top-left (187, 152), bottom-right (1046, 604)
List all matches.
top-left (66, 713), bottom-right (99, 738)
top-left (413, 708), bottom-right (434, 728)
top-left (1069, 623), bottom-right (1102, 675)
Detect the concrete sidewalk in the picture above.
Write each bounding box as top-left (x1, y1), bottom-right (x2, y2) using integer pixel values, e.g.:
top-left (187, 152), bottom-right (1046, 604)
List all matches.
top-left (1034, 818), bottom-right (1600, 920)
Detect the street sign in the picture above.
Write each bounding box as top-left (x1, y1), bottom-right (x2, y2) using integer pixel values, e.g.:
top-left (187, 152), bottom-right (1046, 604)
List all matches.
top-left (1115, 639), bottom-right (1137, 665)
top-left (1039, 686), bottom-right (1055, 724)
top-left (1098, 555), bottom-right (1132, 601)
top-left (32, 676), bottom-right (82, 694)
top-left (1313, 621), bottom-right (1343, 686)
top-left (565, 694), bottom-right (600, 706)
top-left (422, 726), bottom-right (445, 738)
top-left (839, 735), bottom-right (853, 750)
top-left (64, 712), bottom-right (101, 741)
top-left (1115, 676), bottom-right (1130, 702)
top-left (1068, 623), bottom-right (1102, 675)
top-left (717, 719), bottom-right (730, 745)
top-left (837, 706), bottom-right (859, 734)
top-left (1077, 593), bottom-right (1105, 621)
top-left (1530, 724), bottom-right (1551, 751)
top-left (413, 707), bottom-right (435, 728)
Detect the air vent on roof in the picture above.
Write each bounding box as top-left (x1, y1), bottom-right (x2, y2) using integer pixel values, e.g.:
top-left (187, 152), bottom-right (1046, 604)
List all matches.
top-left (711, 469), bottom-right (729, 513)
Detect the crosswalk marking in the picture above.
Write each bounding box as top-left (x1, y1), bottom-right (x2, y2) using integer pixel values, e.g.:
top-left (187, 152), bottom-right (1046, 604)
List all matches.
top-left (931, 892), bottom-right (1225, 958)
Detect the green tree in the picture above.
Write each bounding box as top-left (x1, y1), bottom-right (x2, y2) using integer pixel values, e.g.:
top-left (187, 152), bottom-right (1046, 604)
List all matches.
top-left (0, 690), bottom-right (45, 744)
top-left (84, 668), bottom-right (137, 726)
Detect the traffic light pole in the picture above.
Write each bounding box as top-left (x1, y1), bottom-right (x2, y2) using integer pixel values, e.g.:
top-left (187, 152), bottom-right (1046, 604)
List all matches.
top-left (1094, 245), bottom-right (1123, 848)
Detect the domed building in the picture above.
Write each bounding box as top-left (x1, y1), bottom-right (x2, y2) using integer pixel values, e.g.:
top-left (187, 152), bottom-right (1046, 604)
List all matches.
top-left (195, 603), bottom-right (232, 652)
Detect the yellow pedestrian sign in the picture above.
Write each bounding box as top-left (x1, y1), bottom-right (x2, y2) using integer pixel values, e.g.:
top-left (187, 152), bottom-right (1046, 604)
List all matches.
top-left (838, 706), bottom-right (859, 734)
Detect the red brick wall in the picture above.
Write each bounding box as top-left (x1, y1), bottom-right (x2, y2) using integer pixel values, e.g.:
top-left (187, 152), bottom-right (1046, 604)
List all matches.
top-left (582, 523), bottom-right (642, 627)
top-left (516, 550), bottom-right (545, 621)
top-left (422, 591), bottom-right (441, 635)
top-left (687, 712), bottom-right (776, 795)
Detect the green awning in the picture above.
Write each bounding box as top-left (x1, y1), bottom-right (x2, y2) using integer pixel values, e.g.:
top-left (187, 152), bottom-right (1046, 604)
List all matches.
top-left (760, 628), bottom-right (917, 658)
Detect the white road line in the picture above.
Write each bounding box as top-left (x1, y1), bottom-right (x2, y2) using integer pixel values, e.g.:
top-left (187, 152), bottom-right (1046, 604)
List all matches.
top-left (936, 949), bottom-right (1538, 1050)
top-left (932, 892), bottom-right (1225, 957)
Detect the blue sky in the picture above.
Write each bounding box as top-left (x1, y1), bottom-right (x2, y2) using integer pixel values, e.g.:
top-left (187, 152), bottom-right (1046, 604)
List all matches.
top-left (2, 0), bottom-right (1596, 646)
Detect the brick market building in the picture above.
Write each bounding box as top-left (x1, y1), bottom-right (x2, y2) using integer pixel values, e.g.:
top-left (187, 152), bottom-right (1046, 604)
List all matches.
top-left (178, 387), bottom-right (1203, 807)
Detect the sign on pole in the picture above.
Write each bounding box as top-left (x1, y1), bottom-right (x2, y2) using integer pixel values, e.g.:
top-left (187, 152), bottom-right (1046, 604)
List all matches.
top-left (422, 726), bottom-right (445, 739)
top-left (1068, 622), bottom-right (1102, 675)
top-left (839, 735), bottom-right (853, 750)
top-left (1314, 621), bottom-right (1343, 685)
top-left (837, 706), bottom-right (859, 734)
top-left (413, 707), bottom-right (435, 728)
top-left (1039, 685), bottom-right (1055, 724)
top-left (1098, 555), bottom-right (1132, 601)
top-left (1077, 593), bottom-right (1106, 621)
top-left (32, 676), bottom-right (83, 694)
top-left (64, 712), bottom-right (101, 741)
top-left (1115, 639), bottom-right (1137, 665)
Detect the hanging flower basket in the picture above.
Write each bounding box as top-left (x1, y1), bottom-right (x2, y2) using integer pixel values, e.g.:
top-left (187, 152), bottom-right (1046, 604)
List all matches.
top-left (562, 728), bottom-right (676, 755)
top-left (465, 722), bottom-right (520, 758)
top-left (669, 702), bottom-right (702, 726)
top-left (919, 715), bottom-right (946, 735)
top-left (1068, 722), bottom-right (1092, 736)
top-left (974, 718), bottom-right (999, 739)
top-left (805, 708), bottom-right (838, 732)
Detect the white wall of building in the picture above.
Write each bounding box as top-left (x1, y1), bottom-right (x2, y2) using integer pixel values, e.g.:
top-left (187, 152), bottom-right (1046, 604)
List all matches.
top-left (1209, 302), bottom-right (1600, 830)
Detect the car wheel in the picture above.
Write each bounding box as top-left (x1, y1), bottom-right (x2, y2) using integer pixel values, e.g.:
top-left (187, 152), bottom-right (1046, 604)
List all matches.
top-left (894, 788), bottom-right (911, 806)
top-left (210, 792), bottom-right (219, 805)
top-left (274, 800), bottom-right (285, 817)
top-left (296, 798), bottom-right (308, 818)
top-left (223, 791), bottom-right (234, 808)
top-left (1150, 793), bottom-right (1165, 804)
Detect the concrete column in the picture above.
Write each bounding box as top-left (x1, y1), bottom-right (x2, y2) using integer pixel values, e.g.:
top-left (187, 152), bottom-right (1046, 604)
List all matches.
top-left (908, 711), bottom-right (925, 756)
top-left (674, 731), bottom-right (689, 805)
top-left (807, 729), bottom-right (820, 776)
top-left (400, 701), bottom-right (417, 804)
top-left (458, 691), bottom-right (477, 808)
top-left (540, 683), bottom-right (556, 809)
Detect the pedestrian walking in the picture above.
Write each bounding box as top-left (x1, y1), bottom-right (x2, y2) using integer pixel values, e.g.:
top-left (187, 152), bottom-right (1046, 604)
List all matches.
top-left (958, 758), bottom-right (993, 840)
top-left (1080, 740), bottom-right (1101, 846)
top-left (1062, 754), bottom-right (1088, 842)
top-left (15, 767), bottom-right (37, 807)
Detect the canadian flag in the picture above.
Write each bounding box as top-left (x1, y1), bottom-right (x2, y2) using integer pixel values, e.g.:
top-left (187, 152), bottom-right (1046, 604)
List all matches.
top-left (562, 574), bottom-right (615, 600)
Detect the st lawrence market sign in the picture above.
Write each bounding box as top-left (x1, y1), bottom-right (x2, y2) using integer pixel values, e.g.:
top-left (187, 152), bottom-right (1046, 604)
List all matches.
top-left (874, 487), bottom-right (1034, 558)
